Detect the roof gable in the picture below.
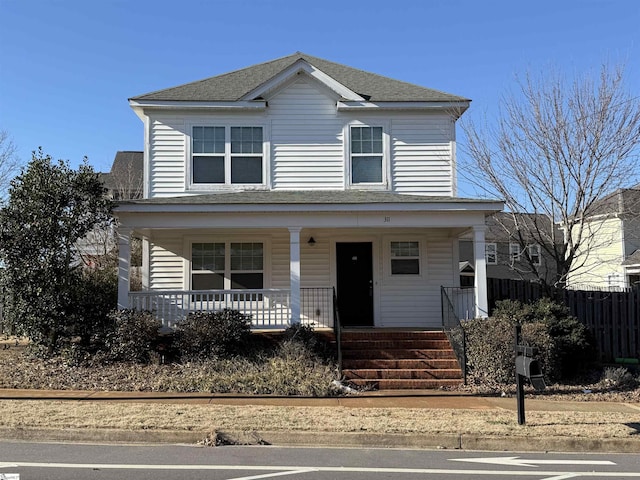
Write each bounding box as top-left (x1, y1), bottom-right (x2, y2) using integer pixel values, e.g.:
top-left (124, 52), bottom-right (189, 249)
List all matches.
top-left (129, 52), bottom-right (469, 104)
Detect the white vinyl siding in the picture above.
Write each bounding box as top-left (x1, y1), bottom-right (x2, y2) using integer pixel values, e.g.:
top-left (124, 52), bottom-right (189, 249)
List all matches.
top-left (379, 232), bottom-right (453, 327)
top-left (148, 236), bottom-right (185, 290)
top-left (145, 80), bottom-right (457, 196)
top-left (391, 115), bottom-right (454, 195)
top-left (270, 77), bottom-right (345, 190)
top-left (149, 117), bottom-right (186, 197)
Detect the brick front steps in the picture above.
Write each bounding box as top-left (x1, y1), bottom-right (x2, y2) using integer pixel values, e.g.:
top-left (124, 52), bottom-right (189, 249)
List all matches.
top-left (340, 330), bottom-right (463, 390)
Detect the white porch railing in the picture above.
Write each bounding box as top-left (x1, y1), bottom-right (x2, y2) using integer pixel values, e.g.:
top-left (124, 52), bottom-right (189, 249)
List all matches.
top-left (129, 287), bottom-right (335, 330)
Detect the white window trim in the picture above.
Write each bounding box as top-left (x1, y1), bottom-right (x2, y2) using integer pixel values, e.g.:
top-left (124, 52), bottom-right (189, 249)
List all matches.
top-left (485, 242), bottom-right (497, 265)
top-left (184, 235), bottom-right (271, 291)
top-left (344, 121), bottom-right (390, 190)
top-left (186, 123), bottom-right (270, 191)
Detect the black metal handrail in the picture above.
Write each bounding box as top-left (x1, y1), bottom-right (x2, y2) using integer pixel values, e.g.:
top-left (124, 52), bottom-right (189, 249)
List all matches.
top-left (332, 287), bottom-right (342, 373)
top-left (441, 286), bottom-right (467, 384)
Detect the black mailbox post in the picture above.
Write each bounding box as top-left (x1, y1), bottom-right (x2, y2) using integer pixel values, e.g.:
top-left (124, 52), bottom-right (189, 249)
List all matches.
top-left (515, 325), bottom-right (546, 425)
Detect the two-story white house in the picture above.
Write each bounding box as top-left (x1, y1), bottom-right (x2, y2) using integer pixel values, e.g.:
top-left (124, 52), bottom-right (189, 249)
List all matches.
top-left (115, 52), bottom-right (502, 332)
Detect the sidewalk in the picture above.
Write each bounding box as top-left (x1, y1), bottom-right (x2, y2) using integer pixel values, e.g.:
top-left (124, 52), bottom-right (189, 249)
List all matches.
top-left (1, 388), bottom-right (639, 452)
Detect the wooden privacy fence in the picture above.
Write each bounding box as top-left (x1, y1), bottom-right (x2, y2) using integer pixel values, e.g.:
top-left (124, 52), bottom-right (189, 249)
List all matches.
top-left (487, 278), bottom-right (640, 362)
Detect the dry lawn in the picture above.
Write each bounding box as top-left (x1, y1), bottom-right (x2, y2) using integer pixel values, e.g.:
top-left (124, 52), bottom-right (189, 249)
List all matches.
top-left (0, 400), bottom-right (638, 439)
top-left (1, 337), bottom-right (639, 441)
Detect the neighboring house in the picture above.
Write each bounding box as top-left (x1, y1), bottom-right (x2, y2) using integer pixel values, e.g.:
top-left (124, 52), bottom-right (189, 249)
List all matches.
top-left (459, 212), bottom-right (562, 285)
top-left (567, 185), bottom-right (640, 290)
top-left (80, 151), bottom-right (144, 268)
top-left (100, 151), bottom-right (144, 200)
top-left (114, 53), bottom-right (503, 330)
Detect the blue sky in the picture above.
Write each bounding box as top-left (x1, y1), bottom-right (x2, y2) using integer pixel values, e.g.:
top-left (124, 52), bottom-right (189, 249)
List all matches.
top-left (1, 0), bottom-right (638, 196)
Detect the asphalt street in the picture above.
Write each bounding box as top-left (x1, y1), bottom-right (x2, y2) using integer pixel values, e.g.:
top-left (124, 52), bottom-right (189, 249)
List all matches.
top-left (2, 442), bottom-right (640, 480)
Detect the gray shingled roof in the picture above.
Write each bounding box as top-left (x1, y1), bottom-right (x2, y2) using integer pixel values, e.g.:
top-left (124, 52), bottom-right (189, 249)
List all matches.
top-left (588, 185), bottom-right (640, 217)
top-left (101, 151), bottom-right (143, 190)
top-left (130, 53), bottom-right (469, 103)
top-left (623, 249), bottom-right (640, 266)
top-left (120, 190), bottom-right (498, 206)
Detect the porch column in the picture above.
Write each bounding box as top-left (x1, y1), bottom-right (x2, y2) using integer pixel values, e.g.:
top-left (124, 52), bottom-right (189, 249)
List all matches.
top-left (473, 225), bottom-right (488, 318)
top-left (117, 227), bottom-right (131, 310)
top-left (289, 227), bottom-right (302, 324)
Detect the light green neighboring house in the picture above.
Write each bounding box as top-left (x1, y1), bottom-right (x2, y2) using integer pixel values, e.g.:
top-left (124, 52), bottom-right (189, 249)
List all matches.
top-left (567, 185), bottom-right (640, 290)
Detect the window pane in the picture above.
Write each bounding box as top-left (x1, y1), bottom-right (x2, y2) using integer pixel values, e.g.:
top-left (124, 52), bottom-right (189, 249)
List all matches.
top-left (193, 156), bottom-right (224, 183)
top-left (231, 127), bottom-right (262, 154)
top-left (193, 127), bottom-right (224, 154)
top-left (352, 156), bottom-right (382, 183)
top-left (392, 241), bottom-right (419, 257)
top-left (192, 243), bottom-right (225, 271)
top-left (231, 156), bottom-right (262, 183)
top-left (230, 242), bottom-right (263, 271)
top-left (231, 273), bottom-right (263, 289)
top-left (352, 126), bottom-right (382, 155)
top-left (192, 273), bottom-right (224, 290)
top-left (391, 259), bottom-right (419, 275)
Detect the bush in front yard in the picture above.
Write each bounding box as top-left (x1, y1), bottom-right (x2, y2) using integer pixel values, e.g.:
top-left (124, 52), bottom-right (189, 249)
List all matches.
top-left (492, 298), bottom-right (595, 379)
top-left (464, 298), bottom-right (595, 385)
top-left (103, 309), bottom-right (161, 363)
top-left (463, 316), bottom-right (515, 385)
top-left (174, 309), bottom-right (252, 361)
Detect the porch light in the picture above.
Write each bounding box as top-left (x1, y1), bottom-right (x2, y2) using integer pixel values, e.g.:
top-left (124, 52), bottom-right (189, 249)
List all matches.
top-left (308, 237), bottom-right (316, 246)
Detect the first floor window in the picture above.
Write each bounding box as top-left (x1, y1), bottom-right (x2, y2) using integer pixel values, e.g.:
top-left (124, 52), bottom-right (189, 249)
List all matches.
top-left (351, 126), bottom-right (383, 184)
top-left (485, 243), bottom-right (497, 265)
top-left (230, 242), bottom-right (264, 293)
top-left (390, 241), bottom-right (420, 275)
top-left (191, 242), bottom-right (264, 298)
top-left (192, 126), bottom-right (263, 185)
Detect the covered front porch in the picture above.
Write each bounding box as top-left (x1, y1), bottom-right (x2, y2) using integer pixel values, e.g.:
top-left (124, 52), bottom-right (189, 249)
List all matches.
top-left (115, 191), bottom-right (502, 330)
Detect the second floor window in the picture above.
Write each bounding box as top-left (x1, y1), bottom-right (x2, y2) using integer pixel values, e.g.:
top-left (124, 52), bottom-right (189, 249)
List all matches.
top-left (351, 126), bottom-right (383, 184)
top-left (485, 243), bottom-right (497, 265)
top-left (192, 126), bottom-right (263, 185)
top-left (509, 242), bottom-right (521, 263)
top-left (527, 244), bottom-right (542, 265)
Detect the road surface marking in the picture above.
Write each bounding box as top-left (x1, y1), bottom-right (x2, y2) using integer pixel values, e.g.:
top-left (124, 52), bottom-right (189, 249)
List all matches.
top-left (227, 470), bottom-right (316, 480)
top-left (4, 461), bottom-right (639, 477)
top-left (452, 456), bottom-right (616, 468)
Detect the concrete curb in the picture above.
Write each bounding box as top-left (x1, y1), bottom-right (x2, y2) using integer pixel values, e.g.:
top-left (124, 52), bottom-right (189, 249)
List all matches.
top-left (1, 427), bottom-right (639, 453)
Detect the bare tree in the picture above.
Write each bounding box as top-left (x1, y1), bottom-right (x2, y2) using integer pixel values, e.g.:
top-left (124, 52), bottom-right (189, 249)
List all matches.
top-left (460, 64), bottom-right (640, 288)
top-left (0, 130), bottom-right (21, 200)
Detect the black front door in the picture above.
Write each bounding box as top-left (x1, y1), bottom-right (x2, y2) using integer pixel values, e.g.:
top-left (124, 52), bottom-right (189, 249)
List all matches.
top-left (336, 242), bottom-right (374, 327)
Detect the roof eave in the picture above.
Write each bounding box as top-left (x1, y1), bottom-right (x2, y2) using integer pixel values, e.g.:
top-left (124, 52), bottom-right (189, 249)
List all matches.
top-left (115, 199), bottom-right (503, 215)
top-left (128, 99), bottom-right (268, 115)
top-left (337, 100), bottom-right (470, 116)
